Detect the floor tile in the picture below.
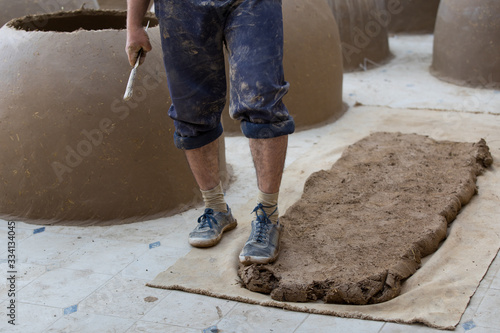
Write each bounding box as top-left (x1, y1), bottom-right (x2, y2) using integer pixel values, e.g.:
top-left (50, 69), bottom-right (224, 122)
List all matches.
top-left (18, 268), bottom-right (112, 308)
top-left (490, 275), bottom-right (500, 290)
top-left (460, 285), bottom-right (489, 325)
top-left (480, 251), bottom-right (500, 288)
top-left (157, 209), bottom-right (209, 250)
top-left (486, 252), bottom-right (500, 290)
top-left (6, 220), bottom-right (45, 230)
top-left (0, 222), bottom-right (34, 242)
top-left (473, 288), bottom-right (500, 329)
top-left (120, 245), bottom-right (190, 280)
top-left (44, 311), bottom-right (135, 333)
top-left (473, 328), bottom-right (500, 333)
top-left (47, 225), bottom-right (112, 238)
top-left (295, 314), bottom-right (384, 333)
top-left (217, 303), bottom-right (308, 333)
top-left (126, 321), bottom-right (199, 333)
top-left (141, 290), bottom-right (236, 329)
top-left (0, 262), bottom-right (47, 296)
top-left (459, 326), bottom-right (500, 333)
top-left (79, 275), bottom-right (170, 320)
top-left (17, 231), bottom-right (87, 268)
top-left (100, 215), bottom-right (189, 245)
top-left (61, 238), bottom-right (148, 275)
top-left (0, 301), bottom-right (61, 333)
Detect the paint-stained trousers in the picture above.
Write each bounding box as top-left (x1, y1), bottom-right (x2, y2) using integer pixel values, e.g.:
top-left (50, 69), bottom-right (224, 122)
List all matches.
top-left (154, 0), bottom-right (295, 150)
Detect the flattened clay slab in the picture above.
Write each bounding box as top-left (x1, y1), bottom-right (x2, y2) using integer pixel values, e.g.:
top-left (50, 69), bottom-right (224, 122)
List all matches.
top-left (239, 132), bottom-right (493, 304)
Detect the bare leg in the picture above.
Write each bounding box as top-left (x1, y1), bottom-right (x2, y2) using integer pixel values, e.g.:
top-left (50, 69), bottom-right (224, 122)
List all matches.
top-left (238, 135), bottom-right (288, 264)
top-left (184, 138), bottom-right (221, 191)
top-left (186, 138), bottom-right (235, 247)
top-left (249, 135), bottom-right (288, 194)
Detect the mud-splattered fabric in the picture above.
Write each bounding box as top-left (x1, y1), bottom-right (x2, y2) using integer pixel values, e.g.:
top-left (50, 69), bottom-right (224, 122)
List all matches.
top-left (154, 0), bottom-right (295, 149)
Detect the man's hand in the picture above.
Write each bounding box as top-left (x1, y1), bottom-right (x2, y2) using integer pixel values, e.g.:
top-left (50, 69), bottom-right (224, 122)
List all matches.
top-left (126, 25), bottom-right (152, 67)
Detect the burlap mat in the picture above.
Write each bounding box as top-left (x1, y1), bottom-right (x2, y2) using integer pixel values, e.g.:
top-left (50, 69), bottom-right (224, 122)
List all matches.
top-left (148, 106), bottom-right (500, 330)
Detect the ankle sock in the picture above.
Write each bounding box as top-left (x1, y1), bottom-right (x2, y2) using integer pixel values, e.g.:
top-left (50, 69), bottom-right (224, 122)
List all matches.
top-left (200, 182), bottom-right (227, 213)
top-left (257, 190), bottom-right (279, 224)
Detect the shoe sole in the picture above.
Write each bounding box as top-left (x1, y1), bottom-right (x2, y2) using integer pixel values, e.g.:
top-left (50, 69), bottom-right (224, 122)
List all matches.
top-left (238, 241), bottom-right (280, 265)
top-left (238, 251), bottom-right (279, 265)
top-left (239, 224), bottom-right (282, 265)
top-left (188, 220), bottom-right (237, 248)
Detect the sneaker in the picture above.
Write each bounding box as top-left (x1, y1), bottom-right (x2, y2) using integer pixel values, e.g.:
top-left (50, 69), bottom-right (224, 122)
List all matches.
top-left (188, 206), bottom-right (237, 248)
top-left (239, 203), bottom-right (282, 265)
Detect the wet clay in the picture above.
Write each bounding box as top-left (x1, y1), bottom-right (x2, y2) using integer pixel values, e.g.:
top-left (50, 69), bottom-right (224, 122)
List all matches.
top-left (431, 0), bottom-right (500, 89)
top-left (238, 132), bottom-right (493, 304)
top-left (0, 10), bottom-right (228, 225)
top-left (0, 0), bottom-right (98, 27)
top-left (326, 0), bottom-right (392, 72)
top-left (97, 0), bottom-right (128, 10)
top-left (221, 0), bottom-right (346, 134)
top-left (387, 0), bottom-right (440, 34)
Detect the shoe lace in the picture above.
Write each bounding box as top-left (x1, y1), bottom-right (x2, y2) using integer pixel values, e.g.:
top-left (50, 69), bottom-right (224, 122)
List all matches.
top-left (251, 203), bottom-right (277, 243)
top-left (197, 208), bottom-right (217, 229)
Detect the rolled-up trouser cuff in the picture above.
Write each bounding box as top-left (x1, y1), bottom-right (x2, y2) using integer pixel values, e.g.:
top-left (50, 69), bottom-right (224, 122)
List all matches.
top-left (240, 117), bottom-right (295, 139)
top-left (174, 123), bottom-right (223, 150)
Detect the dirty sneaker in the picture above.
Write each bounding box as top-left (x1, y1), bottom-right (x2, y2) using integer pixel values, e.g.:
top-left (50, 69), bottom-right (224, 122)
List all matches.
top-left (239, 203), bottom-right (282, 265)
top-left (188, 206), bottom-right (237, 248)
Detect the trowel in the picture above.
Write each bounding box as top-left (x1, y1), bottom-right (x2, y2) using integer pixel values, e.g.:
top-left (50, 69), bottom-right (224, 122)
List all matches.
top-left (123, 21), bottom-right (150, 101)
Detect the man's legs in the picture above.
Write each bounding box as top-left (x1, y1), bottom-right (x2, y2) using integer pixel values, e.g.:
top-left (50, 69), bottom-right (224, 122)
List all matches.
top-left (224, 0), bottom-right (293, 264)
top-left (154, 0), bottom-right (236, 247)
top-left (185, 133), bottom-right (288, 211)
top-left (250, 135), bottom-right (288, 223)
top-left (183, 137), bottom-right (237, 248)
top-left (184, 138), bottom-right (220, 192)
top-left (249, 136), bottom-right (288, 195)
top-left (184, 138), bottom-right (228, 214)
top-left (237, 136), bottom-right (288, 264)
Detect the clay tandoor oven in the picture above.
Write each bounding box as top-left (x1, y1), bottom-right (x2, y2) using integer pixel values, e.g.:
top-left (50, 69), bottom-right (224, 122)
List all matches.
top-left (0, 10), bottom-right (228, 225)
top-left (431, 0), bottom-right (500, 89)
top-left (326, 0), bottom-right (392, 72)
top-left (0, 0), bottom-right (99, 26)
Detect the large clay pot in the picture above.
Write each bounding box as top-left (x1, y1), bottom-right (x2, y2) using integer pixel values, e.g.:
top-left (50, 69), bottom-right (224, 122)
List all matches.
top-left (0, 0), bottom-right (99, 27)
top-left (387, 0), bottom-right (441, 34)
top-left (0, 10), bottom-right (228, 225)
top-left (326, 0), bottom-right (392, 72)
top-left (431, 0), bottom-right (500, 89)
top-left (222, 0), bottom-right (346, 135)
top-left (97, 0), bottom-right (127, 10)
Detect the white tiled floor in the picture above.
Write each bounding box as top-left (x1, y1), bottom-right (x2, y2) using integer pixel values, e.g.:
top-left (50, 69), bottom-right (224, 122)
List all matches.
top-left (1, 35), bottom-right (499, 332)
